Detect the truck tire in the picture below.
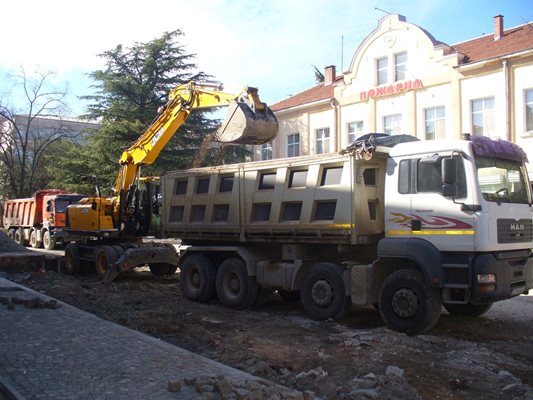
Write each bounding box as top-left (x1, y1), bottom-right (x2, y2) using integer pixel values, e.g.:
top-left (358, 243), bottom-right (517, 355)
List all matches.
top-left (95, 246), bottom-right (119, 278)
top-left (181, 255), bottom-right (217, 302)
top-left (216, 257), bottom-right (258, 310)
top-left (444, 303), bottom-right (493, 317)
top-left (300, 262), bottom-right (351, 321)
top-left (43, 230), bottom-right (55, 250)
top-left (379, 269), bottom-right (442, 335)
top-left (29, 230), bottom-right (42, 248)
top-left (14, 228), bottom-right (26, 246)
top-left (7, 229), bottom-right (16, 241)
top-left (64, 244), bottom-right (81, 275)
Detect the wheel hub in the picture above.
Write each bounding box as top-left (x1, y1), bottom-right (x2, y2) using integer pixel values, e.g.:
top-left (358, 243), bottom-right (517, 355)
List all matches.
top-left (391, 288), bottom-right (419, 318)
top-left (229, 275), bottom-right (240, 293)
top-left (191, 270), bottom-right (200, 287)
top-left (311, 279), bottom-right (333, 307)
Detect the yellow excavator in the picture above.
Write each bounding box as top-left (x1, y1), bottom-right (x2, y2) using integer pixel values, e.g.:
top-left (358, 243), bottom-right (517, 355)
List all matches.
top-left (62, 81), bottom-right (278, 281)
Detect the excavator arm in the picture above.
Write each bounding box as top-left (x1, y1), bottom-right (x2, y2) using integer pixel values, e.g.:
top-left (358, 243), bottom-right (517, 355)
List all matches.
top-left (115, 81), bottom-right (277, 194)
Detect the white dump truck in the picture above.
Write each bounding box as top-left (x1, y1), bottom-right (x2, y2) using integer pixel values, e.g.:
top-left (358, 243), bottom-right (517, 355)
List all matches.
top-left (159, 134), bottom-right (533, 334)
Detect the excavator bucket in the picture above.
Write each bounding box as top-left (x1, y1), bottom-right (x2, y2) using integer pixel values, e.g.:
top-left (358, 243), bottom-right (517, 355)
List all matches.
top-left (215, 99), bottom-right (278, 145)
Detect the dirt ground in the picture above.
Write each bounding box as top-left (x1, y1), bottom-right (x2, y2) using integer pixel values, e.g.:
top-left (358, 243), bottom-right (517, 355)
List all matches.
top-left (0, 231), bottom-right (531, 399)
top-left (2, 260), bottom-right (532, 400)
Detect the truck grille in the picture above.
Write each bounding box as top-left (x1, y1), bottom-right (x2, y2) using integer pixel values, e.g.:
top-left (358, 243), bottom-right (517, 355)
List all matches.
top-left (497, 219), bottom-right (533, 244)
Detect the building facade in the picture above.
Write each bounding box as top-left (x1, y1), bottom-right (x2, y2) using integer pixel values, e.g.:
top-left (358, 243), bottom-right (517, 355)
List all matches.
top-left (261, 14), bottom-right (533, 176)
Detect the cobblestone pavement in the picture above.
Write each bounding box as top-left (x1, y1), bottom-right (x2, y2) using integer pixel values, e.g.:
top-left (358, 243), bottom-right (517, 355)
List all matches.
top-left (0, 278), bottom-right (301, 400)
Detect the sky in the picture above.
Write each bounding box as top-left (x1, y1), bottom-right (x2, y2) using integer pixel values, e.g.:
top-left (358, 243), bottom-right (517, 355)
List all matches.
top-left (0, 0), bottom-right (532, 117)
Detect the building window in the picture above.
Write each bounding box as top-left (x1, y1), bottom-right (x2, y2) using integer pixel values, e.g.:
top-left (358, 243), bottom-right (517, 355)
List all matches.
top-left (347, 121), bottom-right (363, 143)
top-left (376, 56), bottom-right (388, 85)
top-left (315, 128), bottom-right (330, 154)
top-left (384, 114), bottom-right (402, 135)
top-left (394, 52), bottom-right (407, 81)
top-left (526, 89), bottom-right (533, 132)
top-left (471, 97), bottom-right (495, 136)
top-left (424, 106), bottom-right (445, 140)
top-left (287, 133), bottom-right (299, 157)
top-left (260, 142), bottom-right (272, 160)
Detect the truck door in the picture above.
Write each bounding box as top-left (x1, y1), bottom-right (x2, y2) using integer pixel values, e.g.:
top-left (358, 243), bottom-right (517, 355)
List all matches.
top-left (408, 154), bottom-right (475, 252)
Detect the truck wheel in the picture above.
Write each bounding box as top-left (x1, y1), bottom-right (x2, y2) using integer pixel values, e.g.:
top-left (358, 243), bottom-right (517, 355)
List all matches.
top-left (43, 230), bottom-right (55, 250)
top-left (30, 231), bottom-right (42, 248)
top-left (379, 269), bottom-right (442, 335)
top-left (444, 303), bottom-right (493, 317)
top-left (181, 255), bottom-right (217, 302)
top-left (14, 228), bottom-right (26, 246)
top-left (95, 246), bottom-right (118, 278)
top-left (64, 244), bottom-right (81, 275)
top-left (149, 263), bottom-right (176, 276)
top-left (7, 229), bottom-right (16, 241)
top-left (216, 257), bottom-right (258, 310)
top-left (300, 262), bottom-right (351, 321)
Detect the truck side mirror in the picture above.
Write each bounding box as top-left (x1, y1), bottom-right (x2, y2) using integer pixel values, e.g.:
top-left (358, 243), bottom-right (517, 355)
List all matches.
top-left (46, 201), bottom-right (52, 212)
top-left (442, 158), bottom-right (458, 197)
top-left (91, 200), bottom-right (98, 211)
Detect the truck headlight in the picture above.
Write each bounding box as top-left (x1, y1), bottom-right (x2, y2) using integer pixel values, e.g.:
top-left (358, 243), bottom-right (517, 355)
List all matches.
top-left (477, 273), bottom-right (496, 292)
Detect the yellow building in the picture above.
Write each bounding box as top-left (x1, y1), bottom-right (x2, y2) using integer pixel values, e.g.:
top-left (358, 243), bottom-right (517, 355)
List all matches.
top-left (262, 14), bottom-right (533, 176)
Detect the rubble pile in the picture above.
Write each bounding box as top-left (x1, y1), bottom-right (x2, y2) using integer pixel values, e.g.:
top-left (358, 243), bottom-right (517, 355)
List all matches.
top-left (0, 231), bottom-right (29, 253)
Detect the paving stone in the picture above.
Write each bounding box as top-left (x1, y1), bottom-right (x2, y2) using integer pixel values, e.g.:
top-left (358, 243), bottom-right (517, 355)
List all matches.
top-left (0, 278), bottom-right (301, 400)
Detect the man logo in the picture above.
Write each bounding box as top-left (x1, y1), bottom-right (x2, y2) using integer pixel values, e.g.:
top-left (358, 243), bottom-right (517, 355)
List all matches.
top-left (509, 224), bottom-right (525, 231)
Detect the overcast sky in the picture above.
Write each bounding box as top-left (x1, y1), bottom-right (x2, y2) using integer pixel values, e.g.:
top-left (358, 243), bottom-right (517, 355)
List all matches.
top-left (1, 0), bottom-right (532, 116)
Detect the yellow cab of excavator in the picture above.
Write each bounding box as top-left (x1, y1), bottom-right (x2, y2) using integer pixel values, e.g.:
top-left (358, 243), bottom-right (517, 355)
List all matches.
top-left (215, 87), bottom-right (278, 145)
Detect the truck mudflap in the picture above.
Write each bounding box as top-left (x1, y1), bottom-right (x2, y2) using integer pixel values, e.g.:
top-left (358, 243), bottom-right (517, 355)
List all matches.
top-left (104, 243), bottom-right (178, 283)
top-left (470, 250), bottom-right (533, 303)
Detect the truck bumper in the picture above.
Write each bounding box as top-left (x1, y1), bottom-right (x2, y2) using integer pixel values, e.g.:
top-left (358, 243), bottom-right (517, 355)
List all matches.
top-left (470, 250), bottom-right (533, 304)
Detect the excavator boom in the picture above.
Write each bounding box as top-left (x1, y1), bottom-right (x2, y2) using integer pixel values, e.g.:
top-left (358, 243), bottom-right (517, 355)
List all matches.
top-left (115, 82), bottom-right (277, 194)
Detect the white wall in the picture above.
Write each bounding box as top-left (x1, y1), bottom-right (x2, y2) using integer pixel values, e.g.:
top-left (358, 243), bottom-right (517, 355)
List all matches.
top-left (415, 84), bottom-right (453, 139)
top-left (460, 72), bottom-right (507, 139)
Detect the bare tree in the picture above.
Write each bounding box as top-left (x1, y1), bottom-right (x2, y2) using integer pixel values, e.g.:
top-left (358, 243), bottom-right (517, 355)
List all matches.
top-left (0, 67), bottom-right (77, 198)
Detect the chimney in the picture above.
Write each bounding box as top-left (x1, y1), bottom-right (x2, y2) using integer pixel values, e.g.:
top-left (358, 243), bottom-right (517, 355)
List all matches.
top-left (324, 65), bottom-right (336, 85)
top-left (494, 15), bottom-right (504, 40)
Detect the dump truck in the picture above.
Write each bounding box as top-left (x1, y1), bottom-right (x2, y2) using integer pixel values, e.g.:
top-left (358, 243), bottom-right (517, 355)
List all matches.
top-left (159, 134), bottom-right (533, 335)
top-left (62, 81), bottom-right (278, 278)
top-left (3, 189), bottom-right (85, 250)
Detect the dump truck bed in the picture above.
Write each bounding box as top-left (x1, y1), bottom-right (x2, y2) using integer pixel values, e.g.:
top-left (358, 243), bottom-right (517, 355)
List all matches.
top-left (160, 149), bottom-right (390, 246)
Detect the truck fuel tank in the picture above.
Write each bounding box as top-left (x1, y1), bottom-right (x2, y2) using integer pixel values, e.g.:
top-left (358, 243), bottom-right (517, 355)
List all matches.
top-left (215, 97), bottom-right (278, 145)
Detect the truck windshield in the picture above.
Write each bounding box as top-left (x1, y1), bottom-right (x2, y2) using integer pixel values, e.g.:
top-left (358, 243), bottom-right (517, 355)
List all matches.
top-left (55, 200), bottom-right (69, 213)
top-left (475, 156), bottom-right (530, 204)
top-left (55, 196), bottom-right (84, 212)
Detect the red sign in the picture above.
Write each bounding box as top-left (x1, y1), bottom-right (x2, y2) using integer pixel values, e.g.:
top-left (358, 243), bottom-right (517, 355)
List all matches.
top-left (360, 79), bottom-right (423, 101)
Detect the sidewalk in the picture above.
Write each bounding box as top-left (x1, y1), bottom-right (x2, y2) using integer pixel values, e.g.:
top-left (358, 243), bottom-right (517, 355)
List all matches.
top-left (0, 278), bottom-right (302, 400)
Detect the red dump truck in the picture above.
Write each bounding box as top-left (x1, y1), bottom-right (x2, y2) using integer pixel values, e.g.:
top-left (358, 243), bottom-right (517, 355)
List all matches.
top-left (3, 189), bottom-right (85, 250)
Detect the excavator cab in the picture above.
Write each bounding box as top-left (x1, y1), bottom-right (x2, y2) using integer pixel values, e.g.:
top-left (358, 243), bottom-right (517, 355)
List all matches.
top-left (215, 87), bottom-right (278, 145)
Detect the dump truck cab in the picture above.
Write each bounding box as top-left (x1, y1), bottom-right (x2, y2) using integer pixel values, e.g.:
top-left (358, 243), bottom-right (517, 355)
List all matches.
top-left (380, 135), bottom-right (533, 307)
